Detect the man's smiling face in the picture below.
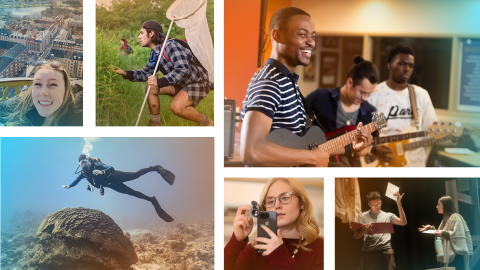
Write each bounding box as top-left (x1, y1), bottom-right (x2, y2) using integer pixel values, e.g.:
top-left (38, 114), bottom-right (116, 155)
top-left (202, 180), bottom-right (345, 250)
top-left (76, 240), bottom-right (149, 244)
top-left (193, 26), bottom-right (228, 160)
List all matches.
top-left (276, 14), bottom-right (315, 69)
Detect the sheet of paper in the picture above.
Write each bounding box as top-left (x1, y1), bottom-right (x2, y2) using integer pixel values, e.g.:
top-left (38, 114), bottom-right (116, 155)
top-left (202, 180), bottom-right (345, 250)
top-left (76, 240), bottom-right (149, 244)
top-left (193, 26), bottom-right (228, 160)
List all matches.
top-left (385, 182), bottom-right (399, 201)
top-left (421, 230), bottom-right (436, 234)
top-left (444, 148), bottom-right (476, 155)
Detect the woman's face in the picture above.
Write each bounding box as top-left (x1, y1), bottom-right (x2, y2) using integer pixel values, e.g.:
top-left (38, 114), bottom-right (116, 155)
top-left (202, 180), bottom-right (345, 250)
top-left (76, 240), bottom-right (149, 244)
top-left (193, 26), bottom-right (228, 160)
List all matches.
top-left (437, 200), bottom-right (443, 214)
top-left (264, 180), bottom-right (303, 229)
top-left (32, 68), bottom-right (65, 118)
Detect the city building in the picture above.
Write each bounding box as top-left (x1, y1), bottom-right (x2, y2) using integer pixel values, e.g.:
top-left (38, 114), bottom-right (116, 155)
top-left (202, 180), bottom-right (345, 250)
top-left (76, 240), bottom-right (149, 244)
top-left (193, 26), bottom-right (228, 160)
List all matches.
top-left (0, 40), bottom-right (27, 78)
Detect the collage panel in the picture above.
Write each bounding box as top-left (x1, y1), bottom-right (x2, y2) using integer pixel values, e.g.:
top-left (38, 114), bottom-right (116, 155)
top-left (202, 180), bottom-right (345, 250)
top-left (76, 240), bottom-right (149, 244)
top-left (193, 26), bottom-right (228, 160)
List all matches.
top-left (95, 0), bottom-right (214, 126)
top-left (0, 1), bottom-right (83, 126)
top-left (224, 0), bottom-right (480, 168)
top-left (1, 137), bottom-right (214, 269)
top-left (335, 177), bottom-right (480, 270)
top-left (224, 177), bottom-right (324, 269)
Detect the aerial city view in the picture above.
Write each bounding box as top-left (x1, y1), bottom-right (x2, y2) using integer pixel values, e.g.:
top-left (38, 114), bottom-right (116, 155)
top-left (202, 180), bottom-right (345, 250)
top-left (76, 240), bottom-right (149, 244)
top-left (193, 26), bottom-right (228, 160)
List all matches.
top-left (0, 0), bottom-right (83, 101)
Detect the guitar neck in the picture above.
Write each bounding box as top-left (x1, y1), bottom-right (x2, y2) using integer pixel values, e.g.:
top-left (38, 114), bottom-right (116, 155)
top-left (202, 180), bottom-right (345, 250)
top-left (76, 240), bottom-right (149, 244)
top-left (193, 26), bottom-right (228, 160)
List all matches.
top-left (318, 123), bottom-right (376, 154)
top-left (372, 131), bottom-right (427, 146)
top-left (404, 134), bottom-right (454, 151)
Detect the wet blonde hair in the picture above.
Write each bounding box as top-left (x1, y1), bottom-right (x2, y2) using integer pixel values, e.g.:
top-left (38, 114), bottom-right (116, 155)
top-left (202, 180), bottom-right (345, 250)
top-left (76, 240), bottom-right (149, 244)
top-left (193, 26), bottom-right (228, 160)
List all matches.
top-left (250, 178), bottom-right (320, 251)
top-left (3, 64), bottom-right (74, 126)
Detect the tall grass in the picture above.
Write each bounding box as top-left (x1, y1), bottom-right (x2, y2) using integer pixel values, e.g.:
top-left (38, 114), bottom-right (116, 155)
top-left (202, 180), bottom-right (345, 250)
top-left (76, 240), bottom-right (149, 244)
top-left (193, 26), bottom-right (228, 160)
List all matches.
top-left (96, 29), bottom-right (214, 126)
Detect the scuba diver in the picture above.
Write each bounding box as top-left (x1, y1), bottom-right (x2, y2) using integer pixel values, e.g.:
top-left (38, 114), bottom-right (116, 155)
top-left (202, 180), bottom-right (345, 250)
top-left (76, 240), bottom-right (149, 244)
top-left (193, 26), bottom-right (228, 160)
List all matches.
top-left (62, 154), bottom-right (175, 222)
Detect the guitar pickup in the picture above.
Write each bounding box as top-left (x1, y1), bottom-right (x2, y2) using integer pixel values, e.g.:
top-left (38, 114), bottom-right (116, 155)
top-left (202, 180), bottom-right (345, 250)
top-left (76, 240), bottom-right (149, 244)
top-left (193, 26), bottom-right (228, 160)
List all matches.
top-left (309, 143), bottom-right (318, 150)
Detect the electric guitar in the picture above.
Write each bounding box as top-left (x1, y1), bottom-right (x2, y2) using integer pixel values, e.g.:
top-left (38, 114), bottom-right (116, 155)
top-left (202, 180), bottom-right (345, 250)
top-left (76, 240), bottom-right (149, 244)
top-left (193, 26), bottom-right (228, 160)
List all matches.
top-left (360, 122), bottom-right (466, 167)
top-left (265, 111), bottom-right (387, 155)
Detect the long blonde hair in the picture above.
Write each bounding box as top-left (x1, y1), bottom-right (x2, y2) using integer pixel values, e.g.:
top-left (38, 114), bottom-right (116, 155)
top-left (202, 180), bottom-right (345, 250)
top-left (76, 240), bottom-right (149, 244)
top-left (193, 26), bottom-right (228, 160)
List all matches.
top-left (250, 178), bottom-right (320, 251)
top-left (3, 64), bottom-right (74, 126)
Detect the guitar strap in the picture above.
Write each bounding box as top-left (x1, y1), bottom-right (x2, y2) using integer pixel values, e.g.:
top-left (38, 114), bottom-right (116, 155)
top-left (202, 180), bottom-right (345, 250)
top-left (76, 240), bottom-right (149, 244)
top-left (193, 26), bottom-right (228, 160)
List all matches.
top-left (296, 86), bottom-right (326, 133)
top-left (407, 84), bottom-right (420, 131)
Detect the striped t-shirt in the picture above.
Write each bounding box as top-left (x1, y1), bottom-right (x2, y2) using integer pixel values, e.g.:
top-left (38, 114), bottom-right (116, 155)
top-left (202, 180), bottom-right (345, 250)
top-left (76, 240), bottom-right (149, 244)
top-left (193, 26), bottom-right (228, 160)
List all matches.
top-left (240, 58), bottom-right (307, 135)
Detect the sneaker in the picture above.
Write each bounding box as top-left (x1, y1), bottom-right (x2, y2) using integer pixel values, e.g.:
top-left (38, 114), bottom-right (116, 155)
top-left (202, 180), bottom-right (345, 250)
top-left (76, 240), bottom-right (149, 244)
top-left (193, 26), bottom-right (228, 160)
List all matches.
top-left (199, 116), bottom-right (214, 126)
top-left (151, 196), bottom-right (174, 222)
top-left (154, 165), bottom-right (175, 185)
top-left (148, 119), bottom-right (162, 126)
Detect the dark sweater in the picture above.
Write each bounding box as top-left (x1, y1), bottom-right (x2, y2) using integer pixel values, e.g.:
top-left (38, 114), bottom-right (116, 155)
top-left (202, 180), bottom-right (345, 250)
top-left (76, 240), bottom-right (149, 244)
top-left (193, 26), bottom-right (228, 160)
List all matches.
top-left (305, 87), bottom-right (378, 133)
top-left (224, 233), bottom-right (324, 270)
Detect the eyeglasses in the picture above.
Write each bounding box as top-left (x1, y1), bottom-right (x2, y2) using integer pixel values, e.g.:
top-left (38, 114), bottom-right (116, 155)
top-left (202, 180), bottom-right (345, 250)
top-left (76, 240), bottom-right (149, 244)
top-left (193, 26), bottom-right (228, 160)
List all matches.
top-left (264, 192), bottom-right (297, 208)
top-left (35, 60), bottom-right (62, 69)
top-left (369, 202), bottom-right (382, 207)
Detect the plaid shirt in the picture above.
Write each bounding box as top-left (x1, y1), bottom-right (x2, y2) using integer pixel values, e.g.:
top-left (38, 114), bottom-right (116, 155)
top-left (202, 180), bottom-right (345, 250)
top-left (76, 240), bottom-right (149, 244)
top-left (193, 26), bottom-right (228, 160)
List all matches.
top-left (124, 40), bottom-right (213, 101)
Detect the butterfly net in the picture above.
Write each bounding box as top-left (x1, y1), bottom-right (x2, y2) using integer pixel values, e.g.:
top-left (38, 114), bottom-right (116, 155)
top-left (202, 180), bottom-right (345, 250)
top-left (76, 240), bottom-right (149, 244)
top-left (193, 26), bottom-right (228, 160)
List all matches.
top-left (166, 0), bottom-right (214, 82)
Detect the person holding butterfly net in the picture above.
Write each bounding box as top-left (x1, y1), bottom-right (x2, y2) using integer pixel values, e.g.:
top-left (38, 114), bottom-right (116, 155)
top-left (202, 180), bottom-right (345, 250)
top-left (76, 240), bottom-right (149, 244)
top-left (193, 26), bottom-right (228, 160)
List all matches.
top-left (113, 20), bottom-right (214, 126)
top-left (240, 7), bottom-right (372, 167)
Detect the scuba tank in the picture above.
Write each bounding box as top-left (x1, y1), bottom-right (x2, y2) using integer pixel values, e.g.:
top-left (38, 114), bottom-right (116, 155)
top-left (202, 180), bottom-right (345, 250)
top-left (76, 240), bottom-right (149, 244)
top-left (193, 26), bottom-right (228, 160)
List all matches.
top-left (435, 236), bottom-right (444, 262)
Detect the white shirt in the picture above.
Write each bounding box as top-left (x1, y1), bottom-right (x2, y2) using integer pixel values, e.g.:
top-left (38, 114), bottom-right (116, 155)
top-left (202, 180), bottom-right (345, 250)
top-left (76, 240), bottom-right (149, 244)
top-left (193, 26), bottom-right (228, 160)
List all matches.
top-left (368, 81), bottom-right (438, 167)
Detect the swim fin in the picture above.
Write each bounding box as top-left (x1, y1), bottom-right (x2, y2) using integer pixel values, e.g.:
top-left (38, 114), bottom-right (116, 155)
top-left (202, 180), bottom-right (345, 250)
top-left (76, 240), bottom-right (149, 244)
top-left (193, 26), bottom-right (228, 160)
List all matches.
top-left (155, 165), bottom-right (175, 185)
top-left (151, 196), bottom-right (174, 222)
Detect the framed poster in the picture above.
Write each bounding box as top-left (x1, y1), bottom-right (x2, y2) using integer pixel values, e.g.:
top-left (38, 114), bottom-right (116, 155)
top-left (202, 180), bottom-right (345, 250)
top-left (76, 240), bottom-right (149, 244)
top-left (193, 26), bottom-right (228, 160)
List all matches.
top-left (319, 52), bottom-right (338, 88)
top-left (304, 55), bottom-right (315, 81)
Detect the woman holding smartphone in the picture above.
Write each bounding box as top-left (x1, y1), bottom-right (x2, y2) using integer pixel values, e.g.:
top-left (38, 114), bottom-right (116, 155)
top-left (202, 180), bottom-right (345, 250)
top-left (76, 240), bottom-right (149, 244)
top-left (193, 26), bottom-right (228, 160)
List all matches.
top-left (418, 196), bottom-right (473, 270)
top-left (224, 178), bottom-right (324, 269)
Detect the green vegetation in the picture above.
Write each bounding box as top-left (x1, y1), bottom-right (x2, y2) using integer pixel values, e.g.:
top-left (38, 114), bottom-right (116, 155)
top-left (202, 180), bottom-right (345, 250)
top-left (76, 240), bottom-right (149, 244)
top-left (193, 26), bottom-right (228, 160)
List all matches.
top-left (96, 0), bottom-right (214, 126)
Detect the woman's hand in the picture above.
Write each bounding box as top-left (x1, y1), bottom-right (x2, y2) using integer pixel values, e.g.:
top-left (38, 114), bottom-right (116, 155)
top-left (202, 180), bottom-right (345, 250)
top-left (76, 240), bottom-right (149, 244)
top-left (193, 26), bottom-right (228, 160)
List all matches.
top-left (434, 230), bottom-right (444, 237)
top-left (418, 225), bottom-right (432, 232)
top-left (233, 205), bottom-right (253, 242)
top-left (254, 224), bottom-right (284, 256)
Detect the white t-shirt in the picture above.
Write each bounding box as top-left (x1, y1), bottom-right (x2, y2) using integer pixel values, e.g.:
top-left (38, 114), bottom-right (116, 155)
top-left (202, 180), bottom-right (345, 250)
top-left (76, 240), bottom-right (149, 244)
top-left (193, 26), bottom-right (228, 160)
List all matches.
top-left (368, 81), bottom-right (438, 167)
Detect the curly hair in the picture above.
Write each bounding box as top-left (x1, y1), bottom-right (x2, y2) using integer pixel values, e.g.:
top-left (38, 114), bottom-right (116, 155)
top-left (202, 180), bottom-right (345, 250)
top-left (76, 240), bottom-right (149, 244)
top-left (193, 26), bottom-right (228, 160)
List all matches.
top-left (250, 178), bottom-right (321, 252)
top-left (387, 44), bottom-right (415, 63)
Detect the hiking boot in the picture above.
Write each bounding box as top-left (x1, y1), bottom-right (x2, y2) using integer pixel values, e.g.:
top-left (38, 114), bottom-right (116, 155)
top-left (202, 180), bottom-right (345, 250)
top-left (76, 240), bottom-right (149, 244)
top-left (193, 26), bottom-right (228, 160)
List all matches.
top-left (148, 119), bottom-right (162, 126)
top-left (154, 165), bottom-right (175, 185)
top-left (199, 116), bottom-right (214, 126)
top-left (151, 196), bottom-right (174, 222)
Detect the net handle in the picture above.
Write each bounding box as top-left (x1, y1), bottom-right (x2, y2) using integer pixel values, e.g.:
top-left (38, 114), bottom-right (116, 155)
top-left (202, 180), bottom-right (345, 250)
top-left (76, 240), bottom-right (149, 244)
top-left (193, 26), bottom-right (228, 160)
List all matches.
top-left (166, 0), bottom-right (207, 20)
top-left (135, 19), bottom-right (175, 127)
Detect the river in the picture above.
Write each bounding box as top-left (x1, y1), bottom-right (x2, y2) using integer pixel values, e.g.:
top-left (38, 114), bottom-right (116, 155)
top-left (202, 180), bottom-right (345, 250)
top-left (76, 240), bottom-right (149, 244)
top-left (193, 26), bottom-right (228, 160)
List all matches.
top-left (0, 6), bottom-right (47, 18)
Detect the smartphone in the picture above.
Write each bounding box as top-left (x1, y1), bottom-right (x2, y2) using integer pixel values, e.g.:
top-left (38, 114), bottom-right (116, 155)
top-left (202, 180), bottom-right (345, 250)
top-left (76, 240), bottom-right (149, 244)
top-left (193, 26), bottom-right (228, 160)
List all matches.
top-left (256, 211), bottom-right (277, 253)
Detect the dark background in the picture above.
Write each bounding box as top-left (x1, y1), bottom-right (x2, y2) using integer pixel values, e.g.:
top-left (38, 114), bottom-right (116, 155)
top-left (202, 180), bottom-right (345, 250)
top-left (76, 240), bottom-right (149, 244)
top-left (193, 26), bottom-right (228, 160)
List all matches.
top-left (335, 177), bottom-right (479, 270)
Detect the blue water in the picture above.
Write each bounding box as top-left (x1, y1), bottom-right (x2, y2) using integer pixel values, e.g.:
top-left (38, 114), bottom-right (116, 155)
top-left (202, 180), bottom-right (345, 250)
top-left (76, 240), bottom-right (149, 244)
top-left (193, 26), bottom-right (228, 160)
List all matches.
top-left (1, 137), bottom-right (215, 233)
top-left (0, 7), bottom-right (47, 17)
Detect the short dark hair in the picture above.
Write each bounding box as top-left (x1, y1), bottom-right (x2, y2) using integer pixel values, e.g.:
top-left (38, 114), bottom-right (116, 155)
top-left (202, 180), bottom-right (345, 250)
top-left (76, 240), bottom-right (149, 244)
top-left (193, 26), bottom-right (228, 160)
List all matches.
top-left (144, 28), bottom-right (164, 45)
top-left (120, 38), bottom-right (126, 42)
top-left (387, 44), bottom-right (414, 63)
top-left (439, 196), bottom-right (457, 221)
top-left (366, 191), bottom-right (381, 202)
top-left (269, 7), bottom-right (310, 37)
top-left (347, 56), bottom-right (379, 86)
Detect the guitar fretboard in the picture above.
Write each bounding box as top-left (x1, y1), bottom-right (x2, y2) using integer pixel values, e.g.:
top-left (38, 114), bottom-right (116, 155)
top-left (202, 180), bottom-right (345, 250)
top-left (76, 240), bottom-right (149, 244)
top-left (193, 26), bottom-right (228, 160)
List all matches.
top-left (318, 123), bottom-right (376, 154)
top-left (373, 131), bottom-right (427, 146)
top-left (405, 134), bottom-right (454, 151)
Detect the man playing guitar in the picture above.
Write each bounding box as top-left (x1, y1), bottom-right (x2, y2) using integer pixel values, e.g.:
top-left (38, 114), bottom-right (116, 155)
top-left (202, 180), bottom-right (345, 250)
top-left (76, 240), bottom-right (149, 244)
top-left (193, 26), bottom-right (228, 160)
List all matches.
top-left (306, 57), bottom-right (379, 166)
top-left (368, 44), bottom-right (438, 167)
top-left (240, 7), bottom-right (372, 167)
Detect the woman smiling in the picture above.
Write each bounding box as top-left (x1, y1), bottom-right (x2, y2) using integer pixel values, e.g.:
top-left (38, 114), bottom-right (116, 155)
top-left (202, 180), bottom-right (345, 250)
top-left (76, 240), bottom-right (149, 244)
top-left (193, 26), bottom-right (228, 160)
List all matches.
top-left (0, 61), bottom-right (82, 126)
top-left (225, 178), bottom-right (324, 269)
